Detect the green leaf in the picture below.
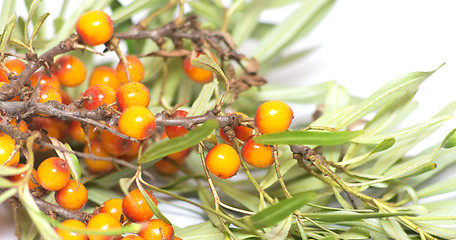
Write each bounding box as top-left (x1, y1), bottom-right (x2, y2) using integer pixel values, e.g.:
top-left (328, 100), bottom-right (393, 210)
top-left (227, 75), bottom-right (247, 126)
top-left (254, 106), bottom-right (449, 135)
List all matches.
top-left (139, 120), bottom-right (219, 163)
top-left (339, 227), bottom-right (370, 239)
top-left (302, 211), bottom-right (415, 222)
top-left (188, 81), bottom-right (216, 116)
top-left (216, 180), bottom-right (260, 212)
top-left (190, 53), bottom-right (228, 84)
top-left (30, 12), bottom-right (49, 45)
top-left (24, 0), bottom-right (43, 44)
top-left (243, 192), bottom-right (315, 229)
top-left (441, 128), bottom-right (456, 148)
top-left (197, 185), bottom-right (224, 231)
top-left (232, 0), bottom-right (264, 45)
top-left (399, 163), bottom-right (436, 178)
top-left (263, 215), bottom-right (292, 240)
top-left (137, 181), bottom-right (171, 225)
top-left (64, 143), bottom-right (81, 181)
top-left (380, 217), bottom-right (410, 240)
top-left (187, 1), bottom-right (223, 27)
top-left (0, 13), bottom-right (17, 56)
top-left (0, 1), bottom-right (16, 31)
top-left (111, 0), bottom-right (163, 23)
top-left (0, 187), bottom-right (17, 205)
top-left (253, 130), bottom-right (364, 146)
top-left (340, 138), bottom-right (395, 166)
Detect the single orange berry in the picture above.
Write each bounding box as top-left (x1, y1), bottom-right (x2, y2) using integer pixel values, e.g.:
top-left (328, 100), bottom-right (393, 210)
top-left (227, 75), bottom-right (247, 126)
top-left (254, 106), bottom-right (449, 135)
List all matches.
top-left (154, 157), bottom-right (185, 175)
top-left (255, 100), bottom-right (293, 134)
top-left (60, 89), bottom-right (73, 105)
top-left (0, 134), bottom-right (19, 167)
top-left (89, 66), bottom-right (120, 90)
top-left (52, 55), bottom-right (87, 87)
top-left (83, 140), bottom-right (114, 173)
top-left (10, 119), bottom-right (28, 134)
top-left (118, 106), bottom-right (155, 140)
top-left (241, 137), bottom-right (274, 168)
top-left (219, 112), bottom-right (253, 145)
top-left (139, 219), bottom-right (174, 240)
top-left (100, 127), bottom-right (133, 156)
top-left (122, 189), bottom-right (157, 223)
top-left (37, 157), bottom-right (70, 191)
top-left (55, 179), bottom-right (88, 210)
top-left (69, 121), bottom-right (98, 144)
top-left (83, 84), bottom-right (116, 110)
top-left (164, 110), bottom-right (189, 139)
top-left (121, 236), bottom-right (144, 240)
top-left (205, 143), bottom-right (240, 179)
top-left (183, 52), bottom-right (216, 84)
top-left (99, 198), bottom-right (126, 223)
top-left (86, 213), bottom-right (121, 240)
top-left (172, 237), bottom-right (182, 240)
top-left (30, 71), bottom-right (60, 89)
top-left (0, 59), bottom-right (26, 83)
top-left (76, 10), bottom-right (113, 46)
top-left (121, 141), bottom-right (142, 161)
top-left (115, 82), bottom-right (150, 111)
top-left (116, 56), bottom-right (145, 84)
top-left (9, 164), bottom-right (39, 189)
top-left (39, 84), bottom-right (62, 103)
top-left (56, 219), bottom-right (88, 240)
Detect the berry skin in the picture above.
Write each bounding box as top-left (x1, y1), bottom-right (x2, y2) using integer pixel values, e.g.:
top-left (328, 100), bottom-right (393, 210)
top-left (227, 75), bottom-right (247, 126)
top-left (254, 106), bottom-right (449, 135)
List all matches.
top-left (52, 55), bottom-right (87, 87)
top-left (118, 106), bottom-right (156, 140)
top-left (183, 52), bottom-right (216, 84)
top-left (219, 112), bottom-right (253, 145)
top-left (205, 144), bottom-right (240, 179)
top-left (154, 157), bottom-right (185, 175)
top-left (37, 157), bottom-right (70, 191)
top-left (99, 198), bottom-right (126, 223)
top-left (55, 179), bottom-right (88, 210)
top-left (86, 213), bottom-right (122, 240)
top-left (69, 121), bottom-right (98, 144)
top-left (30, 71), bottom-right (60, 89)
top-left (76, 10), bottom-right (113, 46)
top-left (83, 140), bottom-right (114, 173)
top-left (115, 82), bottom-right (150, 112)
top-left (100, 127), bottom-right (133, 156)
top-left (164, 110), bottom-right (189, 139)
top-left (61, 89), bottom-right (73, 105)
top-left (241, 137), bottom-right (274, 168)
top-left (255, 100), bottom-right (293, 134)
top-left (116, 56), bottom-right (145, 84)
top-left (122, 189), bottom-right (157, 223)
top-left (56, 219), bottom-right (88, 240)
top-left (0, 59), bottom-right (26, 83)
top-left (139, 219), bottom-right (174, 240)
top-left (83, 84), bottom-right (116, 110)
top-left (0, 134), bottom-right (19, 167)
top-left (9, 164), bottom-right (39, 189)
top-left (39, 84), bottom-right (62, 103)
top-left (121, 236), bottom-right (144, 240)
top-left (89, 66), bottom-right (120, 90)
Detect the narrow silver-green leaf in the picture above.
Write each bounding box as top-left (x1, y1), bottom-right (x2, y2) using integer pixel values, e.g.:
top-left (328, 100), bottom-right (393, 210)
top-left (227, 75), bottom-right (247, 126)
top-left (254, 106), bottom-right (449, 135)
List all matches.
top-left (188, 81), bottom-right (216, 116)
top-left (263, 215), bottom-right (292, 240)
top-left (112, 0), bottom-right (163, 23)
top-left (441, 128), bottom-right (456, 148)
top-left (137, 181), bottom-right (171, 225)
top-left (253, 130), bottom-right (364, 146)
top-left (139, 120), bottom-right (219, 163)
top-left (302, 211), bottom-right (414, 222)
top-left (30, 12), bottom-right (49, 45)
top-left (197, 185), bottom-right (224, 231)
top-left (187, 1), bottom-right (223, 27)
top-left (232, 0), bottom-right (264, 45)
top-left (0, 13), bottom-right (17, 56)
top-left (24, 0), bottom-right (43, 44)
top-left (0, 187), bottom-right (17, 205)
top-left (190, 53), bottom-right (228, 84)
top-left (380, 217), bottom-right (410, 240)
top-left (0, 1), bottom-right (16, 31)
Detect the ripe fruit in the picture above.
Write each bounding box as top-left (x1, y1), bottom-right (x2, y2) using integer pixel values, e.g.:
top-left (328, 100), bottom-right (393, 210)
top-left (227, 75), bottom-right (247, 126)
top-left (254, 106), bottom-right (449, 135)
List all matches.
top-left (154, 157), bottom-right (185, 175)
top-left (0, 134), bottom-right (19, 167)
top-left (122, 189), bottom-right (157, 223)
top-left (139, 219), bottom-right (174, 240)
top-left (115, 82), bottom-right (150, 111)
top-left (76, 10), bottom-right (113, 46)
top-left (30, 71), bottom-right (60, 89)
top-left (56, 219), bottom-right (88, 240)
top-left (205, 143), bottom-right (240, 179)
top-left (100, 127), bottom-right (133, 156)
top-left (39, 84), bottom-right (62, 103)
top-left (86, 213), bottom-right (121, 240)
top-left (55, 179), bottom-right (88, 210)
top-left (69, 121), bottom-right (98, 144)
top-left (241, 137), bottom-right (274, 168)
top-left (116, 56), bottom-right (145, 84)
top-left (255, 100), bottom-right (293, 134)
top-left (83, 84), bottom-right (116, 110)
top-left (37, 157), bottom-right (70, 191)
top-left (183, 52), bottom-right (216, 84)
top-left (89, 66), bottom-right (120, 90)
top-left (121, 236), bottom-right (144, 240)
top-left (83, 140), bottom-right (114, 173)
top-left (99, 198), bottom-right (126, 223)
top-left (0, 59), bottom-right (26, 83)
top-left (118, 106), bottom-right (156, 140)
top-left (219, 112), bottom-right (253, 145)
top-left (9, 164), bottom-right (39, 189)
top-left (52, 55), bottom-right (87, 87)
top-left (61, 89), bottom-right (73, 105)
top-left (164, 110), bottom-right (189, 139)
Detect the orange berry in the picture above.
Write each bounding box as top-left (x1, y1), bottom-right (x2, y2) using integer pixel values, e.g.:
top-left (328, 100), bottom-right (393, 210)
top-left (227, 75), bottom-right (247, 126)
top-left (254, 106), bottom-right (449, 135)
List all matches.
top-left (205, 144), bottom-right (240, 179)
top-left (122, 141), bottom-right (142, 161)
top-left (173, 237), bottom-right (182, 240)
top-left (183, 52), bottom-right (216, 84)
top-left (219, 112), bottom-right (253, 145)
top-left (53, 55), bottom-right (87, 87)
top-left (10, 119), bottom-right (28, 133)
top-left (69, 121), bottom-right (98, 144)
top-left (30, 117), bottom-right (65, 140)
top-left (0, 134), bottom-right (19, 167)
top-left (154, 157), bottom-right (185, 175)
top-left (9, 164), bottom-right (39, 189)
top-left (55, 179), bottom-right (88, 210)
top-left (89, 66), bottom-right (120, 90)
top-left (39, 84), bottom-right (62, 103)
top-left (139, 219), bottom-right (174, 240)
top-left (121, 236), bottom-right (144, 240)
top-left (30, 71), bottom-right (60, 89)
top-left (83, 140), bottom-right (114, 173)
top-left (76, 10), bottom-right (113, 46)
top-left (37, 157), bottom-right (70, 191)
top-left (118, 106), bottom-right (155, 140)
top-left (83, 84), bottom-right (116, 110)
top-left (241, 137), bottom-right (274, 168)
top-left (0, 59), bottom-right (26, 83)
top-left (255, 100), bottom-right (293, 134)
top-left (164, 110), bottom-right (189, 139)
top-left (122, 189), bottom-right (157, 223)
top-left (56, 219), bottom-right (88, 240)
top-left (115, 82), bottom-right (150, 111)
top-left (99, 198), bottom-right (126, 223)
top-left (87, 213), bottom-right (121, 240)
top-left (116, 56), bottom-right (144, 84)
top-left (100, 127), bottom-right (133, 156)
top-left (60, 89), bottom-right (73, 105)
